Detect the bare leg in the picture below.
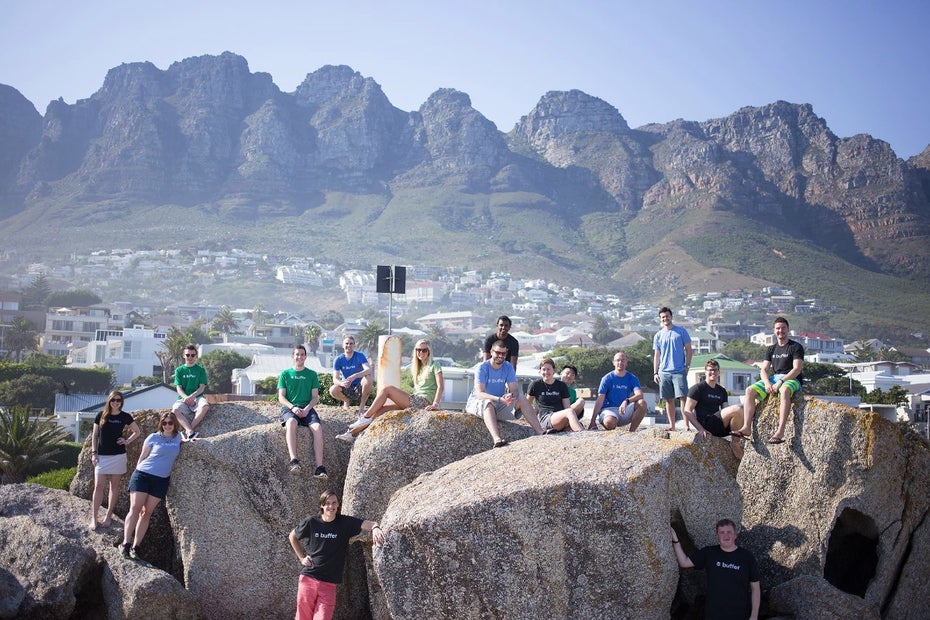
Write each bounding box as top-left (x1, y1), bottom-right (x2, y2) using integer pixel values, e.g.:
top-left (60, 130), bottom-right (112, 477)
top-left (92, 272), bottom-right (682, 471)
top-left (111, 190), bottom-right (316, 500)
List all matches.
top-left (102, 473), bottom-right (121, 526)
top-left (516, 397), bottom-right (544, 434)
top-left (285, 418), bottom-right (299, 461)
top-left (132, 494), bottom-right (162, 548)
top-left (90, 471), bottom-right (106, 529)
top-left (769, 388), bottom-right (793, 442)
top-left (329, 384), bottom-right (349, 408)
top-left (173, 408), bottom-right (194, 435)
top-left (123, 491), bottom-right (147, 546)
top-left (680, 397), bottom-right (690, 430)
top-left (310, 423), bottom-right (324, 467)
top-left (629, 401), bottom-right (647, 432)
top-left (482, 403), bottom-right (504, 446)
top-left (665, 398), bottom-right (677, 431)
top-left (191, 404), bottom-right (209, 430)
top-left (359, 377), bottom-right (374, 413)
top-left (733, 388), bottom-right (758, 437)
top-left (550, 408), bottom-right (584, 432)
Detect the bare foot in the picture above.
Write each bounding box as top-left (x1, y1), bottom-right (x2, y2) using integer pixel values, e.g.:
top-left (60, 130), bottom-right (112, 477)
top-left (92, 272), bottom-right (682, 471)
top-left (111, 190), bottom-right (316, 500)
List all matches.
top-left (88, 521), bottom-right (98, 531)
top-left (666, 426), bottom-right (676, 431)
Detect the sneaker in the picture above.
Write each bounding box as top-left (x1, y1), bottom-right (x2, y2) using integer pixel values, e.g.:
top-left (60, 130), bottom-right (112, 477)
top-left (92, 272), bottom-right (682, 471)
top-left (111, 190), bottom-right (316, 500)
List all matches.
top-left (313, 466), bottom-right (328, 479)
top-left (336, 431), bottom-right (355, 444)
top-left (288, 459), bottom-right (301, 473)
top-left (129, 547), bottom-right (140, 560)
top-left (348, 416), bottom-right (373, 431)
top-left (120, 544), bottom-right (131, 559)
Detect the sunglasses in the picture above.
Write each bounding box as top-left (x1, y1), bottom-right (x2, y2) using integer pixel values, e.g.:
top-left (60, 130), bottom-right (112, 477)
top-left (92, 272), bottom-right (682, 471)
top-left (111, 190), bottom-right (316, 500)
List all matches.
top-left (184, 353), bottom-right (197, 358)
top-left (415, 348), bottom-right (429, 353)
top-left (111, 398), bottom-right (123, 403)
top-left (161, 420), bottom-right (175, 426)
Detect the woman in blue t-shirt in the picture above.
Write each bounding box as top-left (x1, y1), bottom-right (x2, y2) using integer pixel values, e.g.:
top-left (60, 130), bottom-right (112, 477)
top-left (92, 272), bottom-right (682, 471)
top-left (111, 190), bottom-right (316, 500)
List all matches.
top-left (120, 411), bottom-right (193, 560)
top-left (89, 390), bottom-right (141, 530)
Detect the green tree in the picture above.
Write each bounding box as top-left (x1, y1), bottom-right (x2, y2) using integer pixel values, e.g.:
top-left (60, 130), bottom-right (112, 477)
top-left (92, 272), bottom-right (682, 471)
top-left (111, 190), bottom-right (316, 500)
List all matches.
top-left (212, 306), bottom-right (239, 334)
top-left (305, 324), bottom-right (322, 354)
top-left (319, 310), bottom-right (345, 330)
top-left (45, 289), bottom-right (102, 307)
top-left (20, 275), bottom-right (51, 310)
top-left (862, 385), bottom-right (909, 406)
top-left (0, 374), bottom-right (58, 410)
top-left (255, 376), bottom-right (279, 395)
top-left (200, 350), bottom-right (252, 393)
top-left (130, 375), bottom-right (160, 387)
top-left (356, 321), bottom-right (385, 356)
top-left (721, 339), bottom-right (767, 362)
top-left (3, 316), bottom-right (39, 362)
top-left (0, 406), bottom-right (71, 483)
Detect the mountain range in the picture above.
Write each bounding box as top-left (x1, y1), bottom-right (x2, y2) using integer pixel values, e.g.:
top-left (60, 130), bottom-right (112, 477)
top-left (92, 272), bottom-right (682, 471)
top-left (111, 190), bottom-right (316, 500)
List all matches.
top-left (1, 52), bottom-right (929, 337)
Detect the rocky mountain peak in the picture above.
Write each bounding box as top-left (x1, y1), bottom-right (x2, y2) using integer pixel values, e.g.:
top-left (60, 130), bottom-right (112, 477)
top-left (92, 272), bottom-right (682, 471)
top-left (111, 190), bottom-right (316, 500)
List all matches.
top-left (514, 90), bottom-right (629, 144)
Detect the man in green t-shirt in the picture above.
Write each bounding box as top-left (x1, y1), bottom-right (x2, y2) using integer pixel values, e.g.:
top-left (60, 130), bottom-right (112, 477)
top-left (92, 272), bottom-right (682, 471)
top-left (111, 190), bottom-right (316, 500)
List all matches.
top-left (172, 344), bottom-right (209, 440)
top-left (278, 345), bottom-right (327, 479)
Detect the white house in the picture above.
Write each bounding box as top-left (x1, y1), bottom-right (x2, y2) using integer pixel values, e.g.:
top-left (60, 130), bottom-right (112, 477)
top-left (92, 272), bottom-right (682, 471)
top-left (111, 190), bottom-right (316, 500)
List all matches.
top-left (54, 383), bottom-right (177, 441)
top-left (68, 325), bottom-right (166, 386)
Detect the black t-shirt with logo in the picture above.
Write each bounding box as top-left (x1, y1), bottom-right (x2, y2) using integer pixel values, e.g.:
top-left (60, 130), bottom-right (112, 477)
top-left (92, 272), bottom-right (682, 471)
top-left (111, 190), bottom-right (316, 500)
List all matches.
top-left (293, 514), bottom-right (364, 584)
top-left (690, 545), bottom-right (760, 620)
top-left (528, 378), bottom-right (569, 413)
top-left (766, 340), bottom-right (805, 384)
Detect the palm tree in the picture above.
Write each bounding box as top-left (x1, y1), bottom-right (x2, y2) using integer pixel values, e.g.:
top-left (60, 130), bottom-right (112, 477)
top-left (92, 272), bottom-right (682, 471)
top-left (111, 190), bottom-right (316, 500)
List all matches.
top-left (3, 316), bottom-right (39, 362)
top-left (305, 324), bottom-right (322, 354)
top-left (212, 306), bottom-right (239, 334)
top-left (356, 321), bottom-right (384, 356)
top-left (0, 406), bottom-right (71, 484)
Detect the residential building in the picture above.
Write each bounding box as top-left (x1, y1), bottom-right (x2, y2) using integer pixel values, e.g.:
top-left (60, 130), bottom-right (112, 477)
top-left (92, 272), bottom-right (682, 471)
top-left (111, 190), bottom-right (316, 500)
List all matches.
top-left (41, 306), bottom-right (116, 356)
top-left (688, 354), bottom-right (758, 395)
top-left (68, 325), bottom-right (166, 386)
top-left (54, 383), bottom-right (177, 441)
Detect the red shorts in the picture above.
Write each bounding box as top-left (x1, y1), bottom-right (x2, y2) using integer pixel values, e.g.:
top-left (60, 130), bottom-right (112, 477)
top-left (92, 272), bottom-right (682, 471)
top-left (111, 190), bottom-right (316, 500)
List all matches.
top-left (295, 574), bottom-right (337, 620)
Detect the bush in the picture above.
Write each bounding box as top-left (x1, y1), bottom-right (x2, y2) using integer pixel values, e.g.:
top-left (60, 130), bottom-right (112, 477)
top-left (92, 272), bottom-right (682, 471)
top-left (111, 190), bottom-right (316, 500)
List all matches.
top-left (27, 466), bottom-right (76, 490)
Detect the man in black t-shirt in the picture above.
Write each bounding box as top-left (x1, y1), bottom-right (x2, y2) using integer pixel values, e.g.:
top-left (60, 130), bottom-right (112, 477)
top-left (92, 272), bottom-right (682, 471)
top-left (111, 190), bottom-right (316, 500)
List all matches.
top-left (672, 518), bottom-right (760, 620)
top-left (732, 316), bottom-right (804, 445)
top-left (288, 490), bottom-right (385, 620)
top-left (682, 359), bottom-right (745, 458)
top-left (483, 315), bottom-right (520, 370)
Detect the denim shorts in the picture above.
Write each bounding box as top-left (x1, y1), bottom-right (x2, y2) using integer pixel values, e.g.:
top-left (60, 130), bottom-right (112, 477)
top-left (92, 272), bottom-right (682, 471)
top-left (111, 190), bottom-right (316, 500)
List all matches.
top-left (128, 470), bottom-right (170, 499)
top-left (280, 407), bottom-right (321, 427)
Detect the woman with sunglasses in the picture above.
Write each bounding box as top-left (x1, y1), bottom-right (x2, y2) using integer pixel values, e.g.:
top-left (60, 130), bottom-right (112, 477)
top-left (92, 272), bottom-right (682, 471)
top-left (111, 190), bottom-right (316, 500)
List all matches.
top-left (336, 339), bottom-right (444, 444)
top-left (120, 411), bottom-right (193, 559)
top-left (89, 391), bottom-right (141, 530)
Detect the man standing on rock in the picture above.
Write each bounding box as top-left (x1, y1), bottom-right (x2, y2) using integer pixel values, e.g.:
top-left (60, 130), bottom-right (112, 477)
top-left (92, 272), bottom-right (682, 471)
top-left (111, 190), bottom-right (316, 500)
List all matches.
top-left (731, 316), bottom-right (804, 445)
top-left (672, 519), bottom-right (760, 620)
top-left (483, 315), bottom-right (520, 370)
top-left (589, 351), bottom-right (647, 431)
top-left (279, 345), bottom-right (327, 479)
top-left (466, 340), bottom-right (542, 447)
top-left (653, 307), bottom-right (692, 431)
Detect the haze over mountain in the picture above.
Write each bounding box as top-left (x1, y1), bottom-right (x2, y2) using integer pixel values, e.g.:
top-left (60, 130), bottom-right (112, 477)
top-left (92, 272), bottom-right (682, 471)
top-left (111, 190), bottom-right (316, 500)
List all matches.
top-left (1, 52), bottom-right (929, 335)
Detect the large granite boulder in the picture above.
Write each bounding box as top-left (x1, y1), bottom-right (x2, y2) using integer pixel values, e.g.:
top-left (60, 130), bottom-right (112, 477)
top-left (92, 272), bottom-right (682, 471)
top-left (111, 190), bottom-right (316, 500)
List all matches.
top-left (767, 574), bottom-right (881, 619)
top-left (0, 566), bottom-right (24, 619)
top-left (737, 396), bottom-right (930, 613)
top-left (372, 429), bottom-right (741, 619)
top-left (0, 484), bottom-right (198, 619)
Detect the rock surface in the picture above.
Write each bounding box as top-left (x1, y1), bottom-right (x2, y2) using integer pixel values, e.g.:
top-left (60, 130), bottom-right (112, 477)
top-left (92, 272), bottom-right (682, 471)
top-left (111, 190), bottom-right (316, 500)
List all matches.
top-left (767, 574), bottom-right (881, 619)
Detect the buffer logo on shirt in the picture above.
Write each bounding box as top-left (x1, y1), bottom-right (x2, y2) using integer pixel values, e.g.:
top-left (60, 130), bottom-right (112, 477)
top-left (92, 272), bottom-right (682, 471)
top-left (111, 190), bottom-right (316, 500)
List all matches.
top-left (716, 561), bottom-right (742, 571)
top-left (315, 532), bottom-right (338, 539)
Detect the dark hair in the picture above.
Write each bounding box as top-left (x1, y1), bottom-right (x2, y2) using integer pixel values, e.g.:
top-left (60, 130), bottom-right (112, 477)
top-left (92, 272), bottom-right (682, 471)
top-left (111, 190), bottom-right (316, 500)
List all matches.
top-left (319, 490), bottom-right (340, 515)
top-left (184, 344), bottom-right (198, 353)
top-left (159, 412), bottom-right (180, 438)
top-left (294, 344), bottom-right (307, 354)
top-left (496, 316), bottom-right (511, 327)
top-left (492, 340), bottom-right (509, 352)
top-left (704, 359), bottom-right (720, 371)
top-left (561, 364), bottom-right (579, 376)
top-left (659, 307), bottom-right (673, 316)
top-left (101, 390), bottom-right (124, 424)
top-left (539, 357), bottom-right (556, 371)
top-left (774, 316), bottom-right (789, 328)
top-left (716, 518), bottom-right (736, 531)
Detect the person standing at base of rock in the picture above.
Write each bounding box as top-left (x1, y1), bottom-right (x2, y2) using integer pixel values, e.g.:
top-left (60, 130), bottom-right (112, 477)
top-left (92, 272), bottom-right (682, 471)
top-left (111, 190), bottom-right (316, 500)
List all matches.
top-left (672, 518), bottom-right (760, 620)
top-left (89, 390), bottom-right (141, 530)
top-left (288, 490), bottom-right (385, 620)
top-left (171, 344), bottom-right (210, 440)
top-left (121, 411), bottom-right (194, 560)
top-left (653, 307), bottom-right (692, 431)
top-left (329, 335), bottom-right (374, 420)
top-left (731, 316), bottom-right (804, 445)
top-left (682, 359), bottom-right (746, 459)
top-left (465, 340), bottom-right (543, 448)
top-left (482, 315), bottom-right (520, 370)
top-left (279, 345), bottom-right (327, 479)
top-left (589, 351), bottom-right (647, 431)
top-left (526, 358), bottom-right (585, 433)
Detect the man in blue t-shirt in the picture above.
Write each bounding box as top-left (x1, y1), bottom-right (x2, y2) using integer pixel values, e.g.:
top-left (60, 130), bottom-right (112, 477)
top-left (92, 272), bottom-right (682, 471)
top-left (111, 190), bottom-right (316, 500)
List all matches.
top-left (329, 335), bottom-right (373, 417)
top-left (590, 351), bottom-right (647, 431)
top-left (653, 307), bottom-right (692, 431)
top-left (465, 340), bottom-right (542, 447)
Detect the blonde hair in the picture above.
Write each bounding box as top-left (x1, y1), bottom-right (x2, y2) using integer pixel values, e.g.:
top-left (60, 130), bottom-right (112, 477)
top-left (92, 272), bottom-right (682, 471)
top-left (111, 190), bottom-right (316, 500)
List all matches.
top-left (411, 339), bottom-right (434, 385)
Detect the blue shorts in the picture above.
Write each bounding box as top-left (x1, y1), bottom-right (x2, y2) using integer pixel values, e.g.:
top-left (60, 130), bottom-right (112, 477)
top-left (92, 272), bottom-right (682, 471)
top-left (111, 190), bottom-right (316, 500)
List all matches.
top-left (658, 372), bottom-right (688, 400)
top-left (339, 383), bottom-right (362, 401)
top-left (280, 407), bottom-right (321, 427)
top-left (749, 374), bottom-right (801, 401)
top-left (128, 470), bottom-right (170, 500)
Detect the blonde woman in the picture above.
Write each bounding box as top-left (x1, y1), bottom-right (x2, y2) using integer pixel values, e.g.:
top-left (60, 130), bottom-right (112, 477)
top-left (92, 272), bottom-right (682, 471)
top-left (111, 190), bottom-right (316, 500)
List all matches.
top-left (89, 391), bottom-right (141, 530)
top-left (336, 339), bottom-right (444, 444)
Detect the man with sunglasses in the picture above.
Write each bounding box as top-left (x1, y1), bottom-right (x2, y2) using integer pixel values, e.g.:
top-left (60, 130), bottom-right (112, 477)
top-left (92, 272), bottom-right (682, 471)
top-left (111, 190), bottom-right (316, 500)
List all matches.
top-left (172, 344), bottom-right (209, 440)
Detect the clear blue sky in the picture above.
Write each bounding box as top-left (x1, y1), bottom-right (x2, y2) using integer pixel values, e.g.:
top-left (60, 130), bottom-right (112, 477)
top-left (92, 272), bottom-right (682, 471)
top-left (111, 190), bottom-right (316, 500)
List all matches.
top-left (2, 0), bottom-right (928, 157)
